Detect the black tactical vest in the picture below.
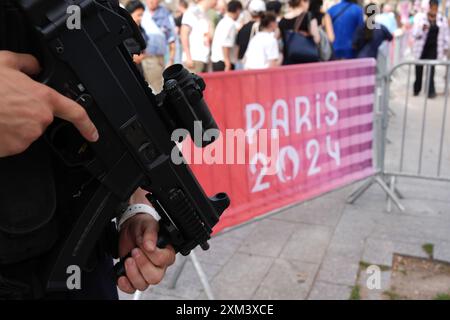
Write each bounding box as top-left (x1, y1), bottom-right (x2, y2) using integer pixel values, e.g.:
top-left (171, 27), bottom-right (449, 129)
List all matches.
top-left (0, 0), bottom-right (62, 266)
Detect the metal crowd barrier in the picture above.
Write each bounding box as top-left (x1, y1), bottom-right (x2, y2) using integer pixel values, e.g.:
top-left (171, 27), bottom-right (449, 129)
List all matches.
top-left (376, 31), bottom-right (408, 82)
top-left (387, 31), bottom-right (409, 71)
top-left (134, 59), bottom-right (449, 300)
top-left (348, 59), bottom-right (450, 212)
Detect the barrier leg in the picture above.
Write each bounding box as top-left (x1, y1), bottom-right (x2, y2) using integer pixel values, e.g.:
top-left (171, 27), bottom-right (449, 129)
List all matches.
top-left (347, 178), bottom-right (374, 204)
top-left (168, 255), bottom-right (189, 289)
top-left (169, 252), bottom-right (215, 300)
top-left (386, 176), bottom-right (396, 213)
top-left (190, 251), bottom-right (215, 300)
top-left (388, 107), bottom-right (396, 117)
top-left (374, 175), bottom-right (405, 212)
top-left (394, 186), bottom-right (404, 199)
top-left (347, 175), bottom-right (405, 212)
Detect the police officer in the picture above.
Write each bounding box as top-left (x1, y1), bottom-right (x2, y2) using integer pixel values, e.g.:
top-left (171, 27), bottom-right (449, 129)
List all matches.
top-left (0, 0), bottom-right (176, 299)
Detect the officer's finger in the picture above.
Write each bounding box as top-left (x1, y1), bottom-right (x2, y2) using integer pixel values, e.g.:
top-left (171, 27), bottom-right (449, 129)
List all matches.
top-left (48, 89), bottom-right (99, 142)
top-left (117, 276), bottom-right (136, 294)
top-left (140, 219), bottom-right (159, 253)
top-left (146, 246), bottom-right (176, 268)
top-left (132, 248), bottom-right (165, 285)
top-left (124, 256), bottom-right (149, 292)
top-left (0, 51), bottom-right (41, 75)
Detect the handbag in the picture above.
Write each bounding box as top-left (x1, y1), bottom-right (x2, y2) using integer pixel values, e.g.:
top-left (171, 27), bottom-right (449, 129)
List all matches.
top-left (285, 12), bottom-right (320, 64)
top-left (318, 27), bottom-right (333, 61)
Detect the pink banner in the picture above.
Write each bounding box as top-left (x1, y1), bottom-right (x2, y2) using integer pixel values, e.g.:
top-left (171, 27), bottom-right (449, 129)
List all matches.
top-left (187, 59), bottom-right (376, 233)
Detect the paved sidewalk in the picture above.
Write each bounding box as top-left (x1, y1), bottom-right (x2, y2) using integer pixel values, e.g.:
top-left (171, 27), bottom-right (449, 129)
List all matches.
top-left (119, 64), bottom-right (450, 300)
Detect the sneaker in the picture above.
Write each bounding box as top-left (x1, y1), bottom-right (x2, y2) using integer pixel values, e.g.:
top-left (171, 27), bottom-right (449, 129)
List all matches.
top-left (413, 91), bottom-right (420, 96)
top-left (428, 92), bottom-right (437, 99)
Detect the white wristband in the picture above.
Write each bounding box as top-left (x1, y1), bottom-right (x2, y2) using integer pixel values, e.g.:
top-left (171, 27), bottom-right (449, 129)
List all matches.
top-left (118, 204), bottom-right (161, 230)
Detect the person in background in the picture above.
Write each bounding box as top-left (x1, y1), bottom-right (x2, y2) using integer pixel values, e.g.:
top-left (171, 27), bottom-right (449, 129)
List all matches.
top-left (211, 0), bottom-right (243, 71)
top-left (244, 12), bottom-right (280, 69)
top-left (279, 0), bottom-right (321, 65)
top-left (213, 0), bottom-right (228, 27)
top-left (376, 3), bottom-right (399, 34)
top-left (310, 0), bottom-right (335, 43)
top-left (174, 0), bottom-right (188, 29)
top-left (412, 0), bottom-right (449, 98)
top-left (174, 0), bottom-right (189, 64)
top-left (266, 1), bottom-right (283, 20)
top-left (374, 2), bottom-right (399, 74)
top-left (236, 0), bottom-right (267, 67)
top-left (328, 0), bottom-right (364, 59)
top-left (266, 1), bottom-right (284, 65)
top-left (125, 0), bottom-right (148, 76)
top-left (352, 3), bottom-right (393, 59)
top-left (181, 0), bottom-right (217, 73)
top-left (394, 10), bottom-right (403, 30)
top-left (141, 0), bottom-right (176, 93)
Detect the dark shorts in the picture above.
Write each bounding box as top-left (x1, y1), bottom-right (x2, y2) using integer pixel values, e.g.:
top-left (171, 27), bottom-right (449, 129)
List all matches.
top-left (212, 61), bottom-right (235, 72)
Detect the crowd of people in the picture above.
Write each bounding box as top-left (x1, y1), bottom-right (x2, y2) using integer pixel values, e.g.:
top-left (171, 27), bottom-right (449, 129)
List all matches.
top-left (120, 0), bottom-right (449, 97)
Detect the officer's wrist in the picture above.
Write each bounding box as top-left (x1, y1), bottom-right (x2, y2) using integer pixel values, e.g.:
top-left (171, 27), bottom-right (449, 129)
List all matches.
top-left (117, 204), bottom-right (161, 230)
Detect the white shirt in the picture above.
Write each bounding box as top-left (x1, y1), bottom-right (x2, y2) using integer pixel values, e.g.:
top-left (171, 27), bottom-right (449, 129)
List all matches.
top-left (141, 9), bottom-right (166, 56)
top-left (211, 15), bottom-right (238, 63)
top-left (244, 31), bottom-right (279, 70)
top-left (182, 5), bottom-right (211, 63)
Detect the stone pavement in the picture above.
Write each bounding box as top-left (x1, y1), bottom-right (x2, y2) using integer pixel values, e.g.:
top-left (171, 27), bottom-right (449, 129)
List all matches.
top-left (119, 64), bottom-right (450, 300)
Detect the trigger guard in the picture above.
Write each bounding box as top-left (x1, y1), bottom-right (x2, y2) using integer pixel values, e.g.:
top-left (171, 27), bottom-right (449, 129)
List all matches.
top-left (45, 121), bottom-right (94, 167)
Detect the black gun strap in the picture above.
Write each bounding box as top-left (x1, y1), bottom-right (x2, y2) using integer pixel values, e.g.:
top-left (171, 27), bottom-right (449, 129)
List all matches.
top-left (46, 183), bottom-right (123, 291)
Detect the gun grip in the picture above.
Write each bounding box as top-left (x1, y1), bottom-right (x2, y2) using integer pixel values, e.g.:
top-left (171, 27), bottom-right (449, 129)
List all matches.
top-left (113, 232), bottom-right (170, 280)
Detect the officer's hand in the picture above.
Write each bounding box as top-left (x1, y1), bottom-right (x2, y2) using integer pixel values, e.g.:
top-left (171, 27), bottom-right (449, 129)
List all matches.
top-left (117, 213), bottom-right (176, 294)
top-left (0, 51), bottom-right (99, 157)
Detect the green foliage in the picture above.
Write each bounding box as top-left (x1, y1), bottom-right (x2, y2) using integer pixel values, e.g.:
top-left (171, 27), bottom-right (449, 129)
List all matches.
top-left (433, 293), bottom-right (450, 300)
top-left (349, 285), bottom-right (361, 300)
top-left (422, 243), bottom-right (434, 259)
